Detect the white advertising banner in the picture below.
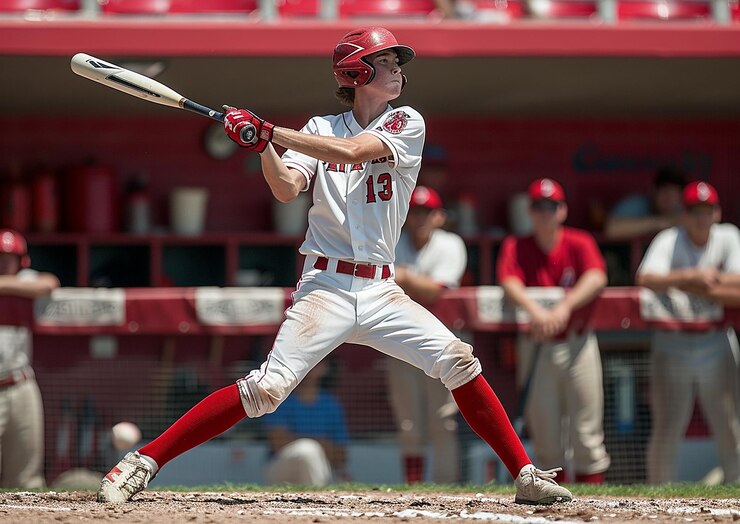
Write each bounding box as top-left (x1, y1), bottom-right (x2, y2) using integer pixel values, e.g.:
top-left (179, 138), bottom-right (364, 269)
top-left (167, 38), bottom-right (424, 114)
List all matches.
top-left (34, 288), bottom-right (126, 326)
top-left (476, 286), bottom-right (565, 324)
top-left (638, 288), bottom-right (723, 323)
top-left (195, 288), bottom-right (285, 326)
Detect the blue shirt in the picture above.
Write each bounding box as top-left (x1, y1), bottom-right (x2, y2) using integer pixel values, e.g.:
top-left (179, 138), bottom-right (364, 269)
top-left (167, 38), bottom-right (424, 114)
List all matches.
top-left (610, 194), bottom-right (652, 218)
top-left (263, 392), bottom-right (349, 445)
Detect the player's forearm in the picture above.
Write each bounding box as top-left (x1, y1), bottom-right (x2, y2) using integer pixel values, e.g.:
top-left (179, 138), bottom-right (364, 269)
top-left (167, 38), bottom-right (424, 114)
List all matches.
top-left (637, 270), bottom-right (697, 292)
top-left (396, 271), bottom-right (445, 305)
top-left (700, 286), bottom-right (740, 306)
top-left (561, 269), bottom-right (607, 311)
top-left (0, 274), bottom-right (59, 299)
top-left (272, 127), bottom-right (386, 164)
top-left (603, 216), bottom-right (669, 241)
top-left (260, 146), bottom-right (307, 202)
top-left (719, 273), bottom-right (740, 287)
top-left (500, 278), bottom-right (543, 317)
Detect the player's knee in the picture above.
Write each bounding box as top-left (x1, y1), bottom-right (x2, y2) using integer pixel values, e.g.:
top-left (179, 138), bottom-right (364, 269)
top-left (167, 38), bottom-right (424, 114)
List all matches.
top-left (236, 366), bottom-right (297, 418)
top-left (433, 340), bottom-right (482, 391)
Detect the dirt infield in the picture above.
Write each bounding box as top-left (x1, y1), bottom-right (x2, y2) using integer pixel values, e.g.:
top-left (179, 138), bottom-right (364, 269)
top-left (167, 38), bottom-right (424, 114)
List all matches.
top-left (1, 490), bottom-right (739, 523)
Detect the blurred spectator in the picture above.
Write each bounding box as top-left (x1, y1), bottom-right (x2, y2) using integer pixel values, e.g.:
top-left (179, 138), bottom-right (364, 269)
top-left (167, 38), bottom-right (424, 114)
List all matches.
top-left (433, 0), bottom-right (457, 17)
top-left (432, 0), bottom-right (524, 21)
top-left (496, 179), bottom-right (611, 484)
top-left (603, 167), bottom-right (686, 241)
top-left (637, 181), bottom-right (740, 484)
top-left (262, 359), bottom-right (349, 486)
top-left (389, 186), bottom-right (467, 483)
top-left (0, 229), bottom-right (60, 488)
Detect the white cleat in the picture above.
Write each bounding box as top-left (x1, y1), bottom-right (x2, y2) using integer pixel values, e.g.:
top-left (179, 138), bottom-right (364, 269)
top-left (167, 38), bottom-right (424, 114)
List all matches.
top-left (97, 451), bottom-right (153, 503)
top-left (514, 465), bottom-right (573, 505)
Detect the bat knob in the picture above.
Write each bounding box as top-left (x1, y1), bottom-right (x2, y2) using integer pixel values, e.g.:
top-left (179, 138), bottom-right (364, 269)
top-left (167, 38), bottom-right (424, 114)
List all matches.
top-left (239, 123), bottom-right (258, 146)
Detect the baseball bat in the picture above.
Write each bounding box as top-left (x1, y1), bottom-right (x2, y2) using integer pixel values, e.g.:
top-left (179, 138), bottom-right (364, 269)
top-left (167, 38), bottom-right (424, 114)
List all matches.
top-left (70, 53), bottom-right (229, 126)
top-left (513, 342), bottom-right (542, 437)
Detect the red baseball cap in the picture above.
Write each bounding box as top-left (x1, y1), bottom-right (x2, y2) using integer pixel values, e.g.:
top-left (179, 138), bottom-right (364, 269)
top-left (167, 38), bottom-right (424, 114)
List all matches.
top-left (0, 229), bottom-right (30, 268)
top-left (528, 178), bottom-right (565, 203)
top-left (409, 186), bottom-right (442, 209)
top-left (683, 181), bottom-right (719, 208)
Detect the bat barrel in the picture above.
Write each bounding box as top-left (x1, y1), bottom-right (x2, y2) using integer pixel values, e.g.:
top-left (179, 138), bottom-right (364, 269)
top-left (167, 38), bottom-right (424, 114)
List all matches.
top-left (71, 53), bottom-right (184, 109)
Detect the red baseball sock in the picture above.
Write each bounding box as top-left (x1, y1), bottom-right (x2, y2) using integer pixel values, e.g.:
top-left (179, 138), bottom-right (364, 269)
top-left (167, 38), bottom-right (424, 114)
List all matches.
top-left (404, 455), bottom-right (425, 484)
top-left (452, 374), bottom-right (531, 479)
top-left (139, 384), bottom-right (246, 470)
top-left (575, 471), bottom-right (605, 484)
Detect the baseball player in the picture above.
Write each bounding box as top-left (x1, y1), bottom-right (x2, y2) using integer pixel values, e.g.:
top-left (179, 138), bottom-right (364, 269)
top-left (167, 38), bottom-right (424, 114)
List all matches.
top-left (0, 229), bottom-right (60, 488)
top-left (637, 181), bottom-right (740, 484)
top-left (98, 27), bottom-right (572, 505)
top-left (496, 179), bottom-right (611, 484)
top-left (388, 185), bottom-right (467, 483)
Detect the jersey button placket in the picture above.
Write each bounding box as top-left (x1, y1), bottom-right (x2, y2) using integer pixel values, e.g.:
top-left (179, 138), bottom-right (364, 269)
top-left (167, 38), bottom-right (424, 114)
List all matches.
top-left (348, 187), bottom-right (365, 259)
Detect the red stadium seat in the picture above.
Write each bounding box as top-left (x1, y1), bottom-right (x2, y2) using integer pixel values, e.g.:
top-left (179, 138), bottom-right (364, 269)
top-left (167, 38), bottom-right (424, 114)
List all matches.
top-left (169, 0), bottom-right (257, 13)
top-left (617, 0), bottom-right (711, 21)
top-left (98, 0), bottom-right (169, 14)
top-left (469, 0), bottom-right (526, 21)
top-left (0, 0), bottom-right (79, 11)
top-left (526, 0), bottom-right (597, 18)
top-left (339, 0), bottom-right (438, 17)
top-left (277, 0), bottom-right (320, 17)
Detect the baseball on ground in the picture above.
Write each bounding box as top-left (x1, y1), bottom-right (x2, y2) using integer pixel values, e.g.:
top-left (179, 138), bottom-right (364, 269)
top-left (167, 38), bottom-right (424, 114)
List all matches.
top-left (111, 421), bottom-right (142, 451)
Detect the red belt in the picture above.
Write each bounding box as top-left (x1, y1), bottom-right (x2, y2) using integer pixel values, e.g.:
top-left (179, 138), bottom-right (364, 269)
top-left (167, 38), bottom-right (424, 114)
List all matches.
top-left (0, 367), bottom-right (34, 389)
top-left (314, 257), bottom-right (391, 280)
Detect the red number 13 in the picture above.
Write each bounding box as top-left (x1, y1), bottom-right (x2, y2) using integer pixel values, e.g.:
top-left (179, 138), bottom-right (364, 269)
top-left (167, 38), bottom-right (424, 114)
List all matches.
top-left (365, 173), bottom-right (393, 203)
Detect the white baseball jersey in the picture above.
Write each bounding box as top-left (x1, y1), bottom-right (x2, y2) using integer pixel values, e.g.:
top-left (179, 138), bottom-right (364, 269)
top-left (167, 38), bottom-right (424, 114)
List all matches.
top-left (395, 229), bottom-right (467, 288)
top-left (637, 223), bottom-right (740, 483)
top-left (637, 223), bottom-right (740, 275)
top-left (282, 105), bottom-right (425, 264)
top-left (236, 103), bottom-right (482, 421)
top-left (0, 269), bottom-right (38, 374)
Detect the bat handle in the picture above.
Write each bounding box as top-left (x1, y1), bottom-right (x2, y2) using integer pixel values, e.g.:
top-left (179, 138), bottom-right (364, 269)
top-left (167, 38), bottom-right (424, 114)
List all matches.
top-left (182, 99), bottom-right (224, 122)
top-left (182, 99), bottom-right (256, 146)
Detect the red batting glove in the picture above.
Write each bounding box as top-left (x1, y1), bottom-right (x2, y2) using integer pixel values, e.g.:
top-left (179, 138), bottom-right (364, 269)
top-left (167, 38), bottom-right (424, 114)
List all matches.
top-left (223, 105), bottom-right (274, 153)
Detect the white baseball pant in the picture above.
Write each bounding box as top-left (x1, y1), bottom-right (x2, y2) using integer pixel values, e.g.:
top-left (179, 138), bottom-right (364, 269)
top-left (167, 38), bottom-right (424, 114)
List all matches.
top-left (237, 256), bottom-right (482, 419)
top-left (647, 328), bottom-right (740, 484)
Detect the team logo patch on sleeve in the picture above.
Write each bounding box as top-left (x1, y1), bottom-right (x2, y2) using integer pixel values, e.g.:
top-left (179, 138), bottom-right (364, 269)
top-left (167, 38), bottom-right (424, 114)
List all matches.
top-left (382, 111), bottom-right (410, 135)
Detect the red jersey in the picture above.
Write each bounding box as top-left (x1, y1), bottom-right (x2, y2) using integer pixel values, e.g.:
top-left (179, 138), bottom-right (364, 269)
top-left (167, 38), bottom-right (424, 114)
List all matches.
top-left (497, 227), bottom-right (605, 287)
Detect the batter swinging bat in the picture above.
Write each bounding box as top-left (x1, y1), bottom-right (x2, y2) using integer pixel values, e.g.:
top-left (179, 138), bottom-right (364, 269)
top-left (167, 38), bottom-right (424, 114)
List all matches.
top-left (71, 53), bottom-right (230, 126)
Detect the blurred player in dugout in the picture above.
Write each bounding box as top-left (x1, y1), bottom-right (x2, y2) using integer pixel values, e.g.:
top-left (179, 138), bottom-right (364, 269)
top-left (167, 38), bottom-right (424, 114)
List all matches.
top-left (0, 229), bottom-right (60, 488)
top-left (496, 179), bottom-right (611, 484)
top-left (603, 167), bottom-right (686, 241)
top-left (637, 181), bottom-right (740, 484)
top-left (262, 359), bottom-right (349, 486)
top-left (388, 186), bottom-right (467, 484)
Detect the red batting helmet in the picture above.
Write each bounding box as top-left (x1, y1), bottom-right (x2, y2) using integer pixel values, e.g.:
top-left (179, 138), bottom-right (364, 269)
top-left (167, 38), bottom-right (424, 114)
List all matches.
top-left (333, 27), bottom-right (415, 88)
top-left (0, 229), bottom-right (31, 269)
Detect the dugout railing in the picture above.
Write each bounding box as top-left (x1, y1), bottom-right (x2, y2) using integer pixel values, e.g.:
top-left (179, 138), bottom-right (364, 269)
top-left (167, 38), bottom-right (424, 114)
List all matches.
top-left (1, 286), bottom-right (736, 485)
